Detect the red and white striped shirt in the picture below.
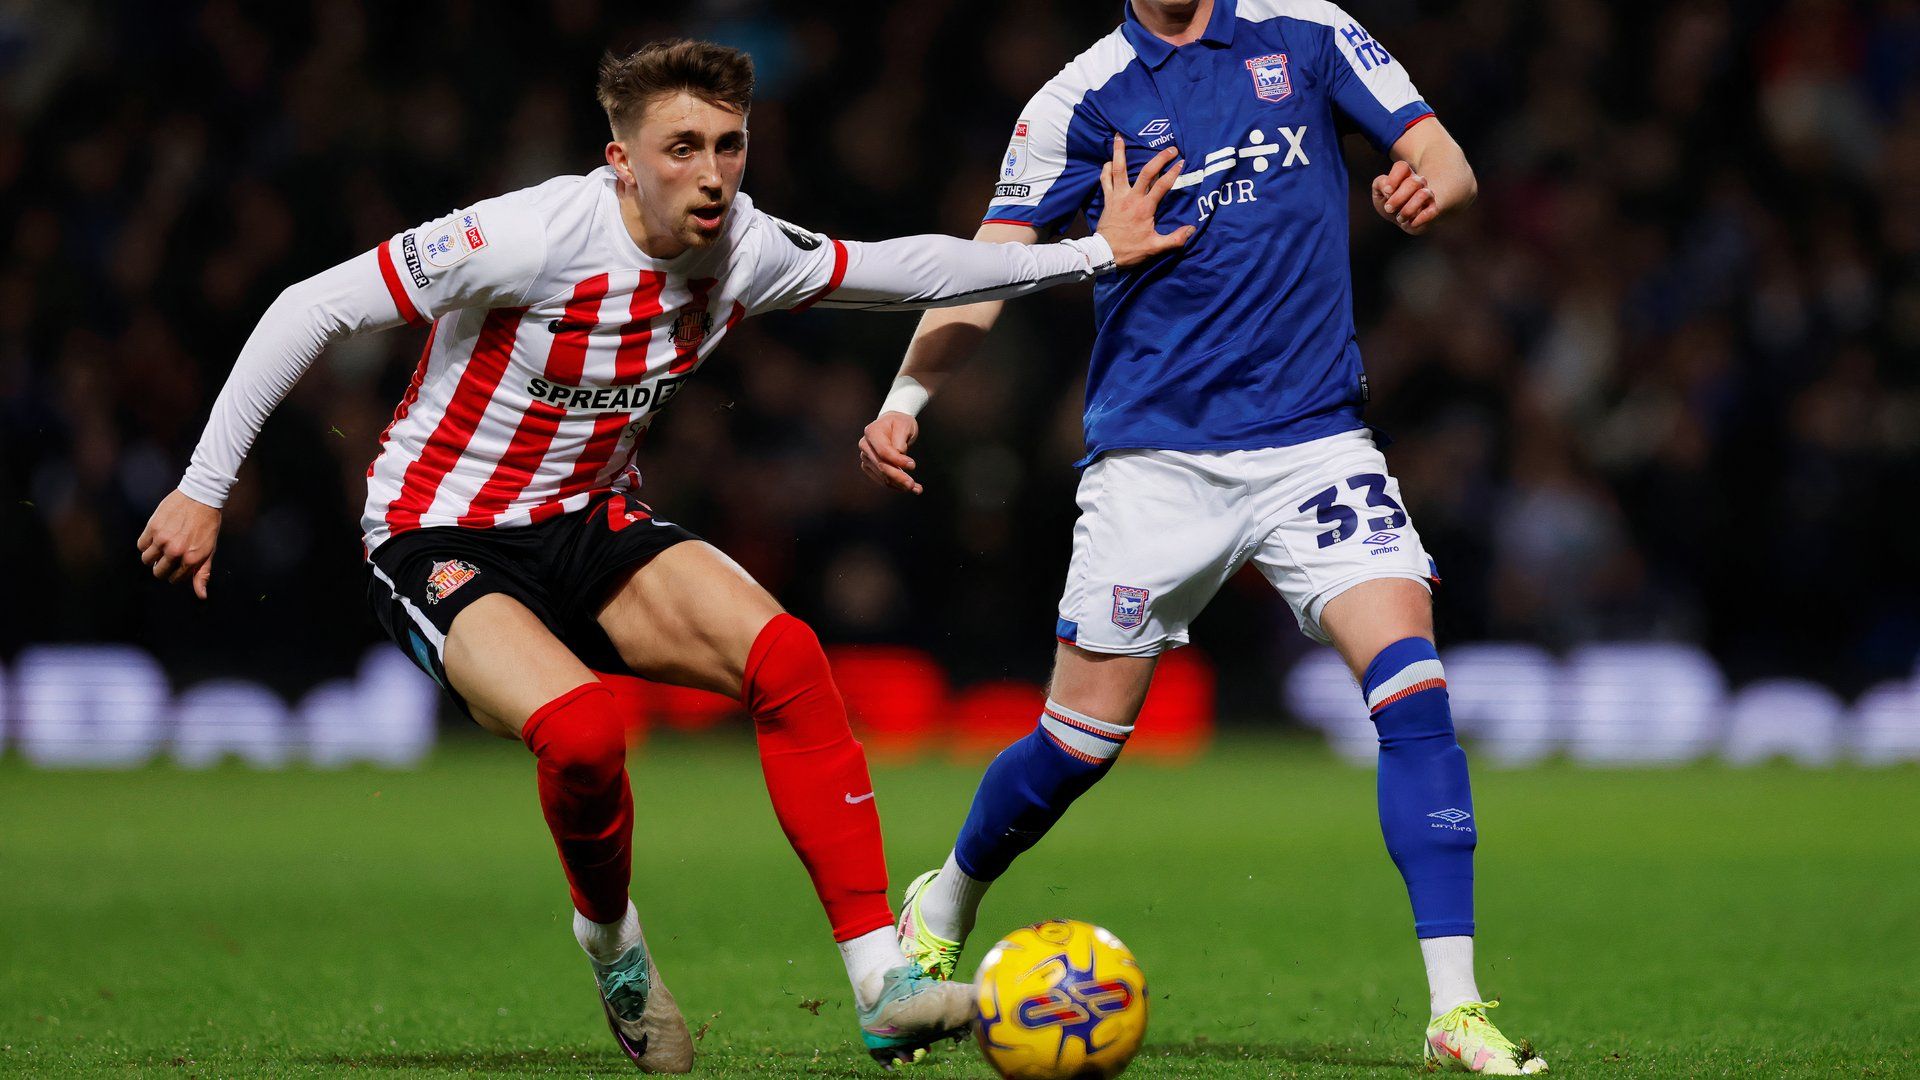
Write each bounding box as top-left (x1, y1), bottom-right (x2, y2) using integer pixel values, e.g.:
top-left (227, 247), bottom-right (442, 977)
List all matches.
top-left (180, 167), bottom-right (1113, 553)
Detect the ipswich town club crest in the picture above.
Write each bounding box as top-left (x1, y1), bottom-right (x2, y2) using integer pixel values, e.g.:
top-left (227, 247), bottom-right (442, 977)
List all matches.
top-left (671, 309), bottom-right (713, 349)
top-left (424, 559), bottom-right (479, 604)
top-left (1111, 585), bottom-right (1150, 630)
top-left (1245, 53), bottom-right (1292, 102)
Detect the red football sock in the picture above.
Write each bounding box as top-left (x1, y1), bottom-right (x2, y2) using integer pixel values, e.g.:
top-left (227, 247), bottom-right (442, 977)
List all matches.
top-left (743, 614), bottom-right (894, 942)
top-left (520, 682), bottom-right (633, 925)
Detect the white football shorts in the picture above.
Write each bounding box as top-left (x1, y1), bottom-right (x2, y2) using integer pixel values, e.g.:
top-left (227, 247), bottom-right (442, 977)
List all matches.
top-left (1055, 429), bottom-right (1437, 655)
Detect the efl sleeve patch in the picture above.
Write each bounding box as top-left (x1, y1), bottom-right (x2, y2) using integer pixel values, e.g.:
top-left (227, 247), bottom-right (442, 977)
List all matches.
top-left (419, 210), bottom-right (488, 269)
top-left (380, 192), bottom-right (547, 321)
top-left (981, 88), bottom-right (1104, 234)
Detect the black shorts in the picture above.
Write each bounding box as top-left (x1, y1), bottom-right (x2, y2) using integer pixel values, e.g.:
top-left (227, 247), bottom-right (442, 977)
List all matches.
top-left (366, 490), bottom-right (700, 719)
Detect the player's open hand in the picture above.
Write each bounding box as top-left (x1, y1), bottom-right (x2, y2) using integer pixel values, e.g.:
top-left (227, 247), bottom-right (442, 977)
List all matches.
top-left (859, 411), bottom-right (923, 495)
top-left (138, 488), bottom-right (222, 599)
top-left (1096, 135), bottom-right (1194, 267)
top-left (1372, 160), bottom-right (1440, 235)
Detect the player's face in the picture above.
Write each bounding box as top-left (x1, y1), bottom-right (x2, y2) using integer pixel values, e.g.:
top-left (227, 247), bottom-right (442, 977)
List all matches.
top-left (1133, 0), bottom-right (1207, 24)
top-left (620, 91), bottom-right (748, 255)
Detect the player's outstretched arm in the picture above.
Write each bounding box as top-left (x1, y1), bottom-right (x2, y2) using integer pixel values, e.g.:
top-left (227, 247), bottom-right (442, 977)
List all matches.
top-left (857, 140), bottom-right (1191, 494)
top-left (1372, 118), bottom-right (1476, 237)
top-left (138, 251), bottom-right (413, 598)
top-left (817, 141), bottom-right (1188, 315)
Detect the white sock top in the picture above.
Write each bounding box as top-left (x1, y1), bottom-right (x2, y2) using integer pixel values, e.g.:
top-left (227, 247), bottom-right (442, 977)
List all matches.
top-left (840, 926), bottom-right (907, 1011)
top-left (919, 849), bottom-right (990, 943)
top-left (574, 901), bottom-right (643, 966)
top-left (1420, 935), bottom-right (1482, 1017)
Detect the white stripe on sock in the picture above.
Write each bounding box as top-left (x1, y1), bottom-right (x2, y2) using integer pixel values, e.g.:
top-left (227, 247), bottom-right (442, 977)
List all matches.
top-left (1366, 658), bottom-right (1446, 712)
top-left (1039, 699), bottom-right (1133, 763)
top-left (1040, 698), bottom-right (1132, 737)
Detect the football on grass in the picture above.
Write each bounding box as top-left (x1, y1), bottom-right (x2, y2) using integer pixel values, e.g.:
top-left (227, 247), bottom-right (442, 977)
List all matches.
top-left (973, 919), bottom-right (1148, 1079)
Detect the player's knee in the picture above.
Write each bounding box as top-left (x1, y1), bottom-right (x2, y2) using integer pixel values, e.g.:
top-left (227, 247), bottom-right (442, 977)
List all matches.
top-left (1362, 637), bottom-right (1454, 746)
top-left (523, 685), bottom-right (627, 787)
top-left (743, 614), bottom-right (849, 736)
top-left (1324, 580), bottom-right (1435, 678)
top-left (1048, 642), bottom-right (1155, 720)
top-left (555, 722), bottom-right (627, 789)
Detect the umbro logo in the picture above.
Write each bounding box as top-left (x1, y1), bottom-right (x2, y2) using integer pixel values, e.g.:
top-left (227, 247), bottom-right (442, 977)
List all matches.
top-left (1364, 531), bottom-right (1400, 546)
top-left (1428, 807), bottom-right (1472, 825)
top-left (1138, 118), bottom-right (1175, 148)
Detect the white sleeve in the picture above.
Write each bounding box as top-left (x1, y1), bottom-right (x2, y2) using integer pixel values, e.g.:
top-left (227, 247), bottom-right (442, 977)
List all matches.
top-left (374, 192), bottom-right (549, 324)
top-left (742, 209), bottom-right (1114, 315)
top-left (178, 251), bottom-right (405, 508)
top-left (178, 192), bottom-right (549, 510)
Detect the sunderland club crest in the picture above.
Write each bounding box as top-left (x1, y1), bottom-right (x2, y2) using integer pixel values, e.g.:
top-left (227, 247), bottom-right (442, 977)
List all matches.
top-left (1245, 53), bottom-right (1292, 102)
top-left (671, 309), bottom-right (713, 349)
top-left (1111, 585), bottom-right (1150, 630)
top-left (424, 559), bottom-right (479, 604)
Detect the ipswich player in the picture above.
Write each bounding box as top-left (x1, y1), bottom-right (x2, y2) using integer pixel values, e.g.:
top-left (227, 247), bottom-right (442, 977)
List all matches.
top-left (859, 1), bottom-right (1545, 1073)
top-left (137, 40), bottom-right (1188, 1071)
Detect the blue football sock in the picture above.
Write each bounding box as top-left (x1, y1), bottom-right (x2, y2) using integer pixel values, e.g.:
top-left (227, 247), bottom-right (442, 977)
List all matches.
top-left (1364, 637), bottom-right (1476, 938)
top-left (951, 699), bottom-right (1133, 882)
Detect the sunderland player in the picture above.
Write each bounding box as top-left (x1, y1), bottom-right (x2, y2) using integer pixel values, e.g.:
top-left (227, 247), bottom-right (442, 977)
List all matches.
top-left (859, 2), bottom-right (1546, 1073)
top-left (137, 41), bottom-right (1188, 1071)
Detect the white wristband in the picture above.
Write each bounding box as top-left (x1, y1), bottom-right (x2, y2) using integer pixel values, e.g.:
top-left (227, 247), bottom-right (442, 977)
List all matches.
top-left (1065, 233), bottom-right (1117, 275)
top-left (878, 375), bottom-right (931, 418)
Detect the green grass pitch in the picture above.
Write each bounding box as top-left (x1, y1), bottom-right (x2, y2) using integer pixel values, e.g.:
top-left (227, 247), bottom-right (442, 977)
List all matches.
top-left (3, 737), bottom-right (1916, 1077)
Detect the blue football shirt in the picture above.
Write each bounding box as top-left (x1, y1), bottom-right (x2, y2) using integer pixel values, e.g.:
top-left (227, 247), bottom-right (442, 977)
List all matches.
top-left (984, 0), bottom-right (1434, 465)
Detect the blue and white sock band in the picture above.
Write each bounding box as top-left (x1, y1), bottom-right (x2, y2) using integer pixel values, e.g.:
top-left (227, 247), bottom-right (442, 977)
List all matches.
top-left (1365, 656), bottom-right (1447, 715)
top-left (1038, 699), bottom-right (1133, 765)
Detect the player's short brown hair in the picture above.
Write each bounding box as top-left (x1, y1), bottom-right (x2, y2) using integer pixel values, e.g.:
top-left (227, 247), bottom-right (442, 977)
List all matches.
top-left (597, 40), bottom-right (755, 135)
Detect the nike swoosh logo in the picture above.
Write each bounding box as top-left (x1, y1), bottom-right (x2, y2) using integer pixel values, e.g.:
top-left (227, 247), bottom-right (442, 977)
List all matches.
top-left (844, 791), bottom-right (875, 804)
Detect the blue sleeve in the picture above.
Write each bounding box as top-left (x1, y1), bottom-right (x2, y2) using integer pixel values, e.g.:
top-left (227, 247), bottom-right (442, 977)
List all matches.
top-left (1312, 11), bottom-right (1434, 154)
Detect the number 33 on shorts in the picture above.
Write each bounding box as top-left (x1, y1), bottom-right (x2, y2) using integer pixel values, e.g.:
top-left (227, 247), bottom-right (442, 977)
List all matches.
top-left (1054, 430), bottom-right (1437, 655)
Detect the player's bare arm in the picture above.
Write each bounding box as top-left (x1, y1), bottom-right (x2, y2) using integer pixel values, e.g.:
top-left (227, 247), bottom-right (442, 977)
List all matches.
top-left (1371, 117), bottom-right (1476, 237)
top-left (859, 138), bottom-right (1190, 495)
top-left (858, 220), bottom-right (1037, 495)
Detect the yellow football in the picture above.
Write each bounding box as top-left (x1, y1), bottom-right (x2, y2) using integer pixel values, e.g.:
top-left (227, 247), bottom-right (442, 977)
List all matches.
top-left (973, 919), bottom-right (1148, 1080)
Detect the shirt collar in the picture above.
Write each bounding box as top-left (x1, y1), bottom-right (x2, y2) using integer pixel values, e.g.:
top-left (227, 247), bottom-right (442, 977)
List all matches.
top-left (1121, 0), bottom-right (1238, 69)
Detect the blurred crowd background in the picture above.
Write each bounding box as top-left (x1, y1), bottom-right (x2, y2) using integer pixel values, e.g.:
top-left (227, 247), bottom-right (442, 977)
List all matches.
top-left (2, 0), bottom-right (1916, 718)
